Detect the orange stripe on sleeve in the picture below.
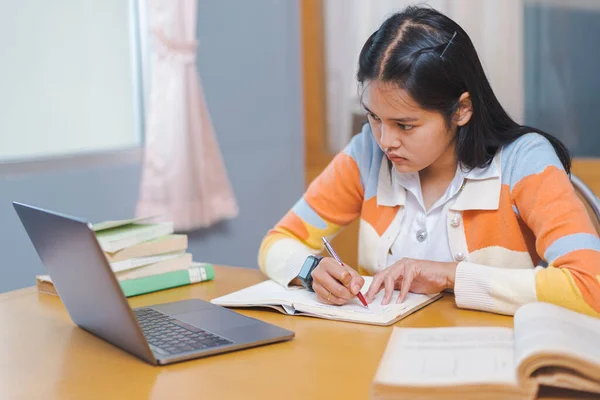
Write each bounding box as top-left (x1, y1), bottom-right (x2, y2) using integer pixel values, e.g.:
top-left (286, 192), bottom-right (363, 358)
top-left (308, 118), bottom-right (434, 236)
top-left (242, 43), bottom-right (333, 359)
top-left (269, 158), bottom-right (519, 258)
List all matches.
top-left (274, 211), bottom-right (309, 242)
top-left (512, 166), bottom-right (597, 257)
top-left (304, 152), bottom-right (363, 226)
top-left (548, 249), bottom-right (600, 313)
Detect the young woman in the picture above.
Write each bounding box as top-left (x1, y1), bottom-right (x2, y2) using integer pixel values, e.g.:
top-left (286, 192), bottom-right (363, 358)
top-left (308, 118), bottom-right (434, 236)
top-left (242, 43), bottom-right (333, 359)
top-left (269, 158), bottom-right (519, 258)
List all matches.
top-left (258, 6), bottom-right (600, 316)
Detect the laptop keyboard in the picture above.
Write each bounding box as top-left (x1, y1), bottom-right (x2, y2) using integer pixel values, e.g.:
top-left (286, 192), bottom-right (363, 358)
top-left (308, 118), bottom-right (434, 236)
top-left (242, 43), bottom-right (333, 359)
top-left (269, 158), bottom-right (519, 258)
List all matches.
top-left (134, 308), bottom-right (233, 356)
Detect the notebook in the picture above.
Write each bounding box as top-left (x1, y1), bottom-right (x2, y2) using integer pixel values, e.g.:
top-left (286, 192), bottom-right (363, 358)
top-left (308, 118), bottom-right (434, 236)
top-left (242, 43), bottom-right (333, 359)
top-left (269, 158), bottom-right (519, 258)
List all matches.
top-left (371, 302), bottom-right (600, 400)
top-left (211, 276), bottom-right (441, 326)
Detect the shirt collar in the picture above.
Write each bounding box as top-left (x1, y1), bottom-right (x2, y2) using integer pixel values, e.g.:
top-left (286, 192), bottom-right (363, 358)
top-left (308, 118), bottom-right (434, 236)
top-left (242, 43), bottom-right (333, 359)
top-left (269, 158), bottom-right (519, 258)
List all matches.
top-left (376, 151), bottom-right (502, 210)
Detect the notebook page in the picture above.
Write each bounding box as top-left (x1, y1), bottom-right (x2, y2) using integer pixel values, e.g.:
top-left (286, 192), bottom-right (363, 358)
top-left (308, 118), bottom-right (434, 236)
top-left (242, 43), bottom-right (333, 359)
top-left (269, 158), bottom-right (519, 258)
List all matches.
top-left (211, 276), bottom-right (439, 323)
top-left (375, 327), bottom-right (518, 387)
top-left (284, 276), bottom-right (397, 311)
top-left (514, 302), bottom-right (600, 370)
top-left (291, 276), bottom-right (439, 323)
top-left (211, 280), bottom-right (302, 309)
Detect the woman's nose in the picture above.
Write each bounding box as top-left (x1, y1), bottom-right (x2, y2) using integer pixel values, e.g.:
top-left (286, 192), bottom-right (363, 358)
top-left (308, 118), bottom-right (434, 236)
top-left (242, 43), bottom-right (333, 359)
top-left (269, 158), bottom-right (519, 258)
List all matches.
top-left (380, 125), bottom-right (398, 149)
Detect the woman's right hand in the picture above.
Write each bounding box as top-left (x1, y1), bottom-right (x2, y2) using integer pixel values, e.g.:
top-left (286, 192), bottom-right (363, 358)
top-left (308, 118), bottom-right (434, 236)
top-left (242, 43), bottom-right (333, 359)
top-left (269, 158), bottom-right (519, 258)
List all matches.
top-left (311, 257), bottom-right (365, 305)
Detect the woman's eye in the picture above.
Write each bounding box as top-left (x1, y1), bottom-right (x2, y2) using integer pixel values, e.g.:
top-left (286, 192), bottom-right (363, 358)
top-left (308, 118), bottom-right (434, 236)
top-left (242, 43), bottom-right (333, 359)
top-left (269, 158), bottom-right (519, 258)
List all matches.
top-left (367, 112), bottom-right (380, 122)
top-left (399, 124), bottom-right (414, 131)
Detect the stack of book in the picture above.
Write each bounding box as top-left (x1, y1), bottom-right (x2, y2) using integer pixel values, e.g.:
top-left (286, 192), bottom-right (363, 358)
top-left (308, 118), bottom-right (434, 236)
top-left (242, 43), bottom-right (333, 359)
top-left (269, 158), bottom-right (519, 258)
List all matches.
top-left (36, 216), bottom-right (214, 297)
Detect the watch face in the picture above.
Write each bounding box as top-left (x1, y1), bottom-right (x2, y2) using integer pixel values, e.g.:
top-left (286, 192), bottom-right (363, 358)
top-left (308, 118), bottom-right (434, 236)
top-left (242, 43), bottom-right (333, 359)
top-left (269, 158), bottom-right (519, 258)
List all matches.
top-left (299, 256), bottom-right (319, 291)
top-left (299, 257), bottom-right (315, 281)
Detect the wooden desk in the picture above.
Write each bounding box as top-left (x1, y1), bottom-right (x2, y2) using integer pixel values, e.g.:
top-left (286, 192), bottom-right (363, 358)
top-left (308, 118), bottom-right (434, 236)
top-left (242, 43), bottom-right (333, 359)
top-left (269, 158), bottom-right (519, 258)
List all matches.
top-left (0, 266), bottom-right (592, 399)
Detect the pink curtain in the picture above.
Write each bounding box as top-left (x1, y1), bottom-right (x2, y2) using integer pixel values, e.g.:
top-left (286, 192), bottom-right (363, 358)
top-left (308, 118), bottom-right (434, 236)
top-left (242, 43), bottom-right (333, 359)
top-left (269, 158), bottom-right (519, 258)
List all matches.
top-left (136, 0), bottom-right (238, 231)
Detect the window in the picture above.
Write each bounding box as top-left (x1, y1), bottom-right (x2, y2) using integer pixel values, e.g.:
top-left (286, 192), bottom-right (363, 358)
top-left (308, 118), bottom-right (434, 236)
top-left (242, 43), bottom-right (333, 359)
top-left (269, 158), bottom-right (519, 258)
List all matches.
top-left (524, 0), bottom-right (600, 157)
top-left (0, 0), bottom-right (144, 163)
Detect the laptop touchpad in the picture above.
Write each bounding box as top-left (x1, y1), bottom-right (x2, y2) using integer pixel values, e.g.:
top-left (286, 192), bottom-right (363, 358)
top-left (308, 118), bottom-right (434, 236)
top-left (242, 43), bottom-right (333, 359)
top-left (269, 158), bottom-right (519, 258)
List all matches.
top-left (174, 308), bottom-right (256, 333)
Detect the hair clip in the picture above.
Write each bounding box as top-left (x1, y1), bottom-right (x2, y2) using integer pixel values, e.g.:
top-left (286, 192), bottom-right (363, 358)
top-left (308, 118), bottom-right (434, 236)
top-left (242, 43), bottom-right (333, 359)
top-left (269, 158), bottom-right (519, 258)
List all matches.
top-left (440, 31), bottom-right (457, 59)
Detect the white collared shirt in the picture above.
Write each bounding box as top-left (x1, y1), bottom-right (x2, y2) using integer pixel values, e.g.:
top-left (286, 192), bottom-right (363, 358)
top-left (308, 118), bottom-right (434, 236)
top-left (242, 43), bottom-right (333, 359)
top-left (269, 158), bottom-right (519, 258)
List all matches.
top-left (386, 162), bottom-right (499, 267)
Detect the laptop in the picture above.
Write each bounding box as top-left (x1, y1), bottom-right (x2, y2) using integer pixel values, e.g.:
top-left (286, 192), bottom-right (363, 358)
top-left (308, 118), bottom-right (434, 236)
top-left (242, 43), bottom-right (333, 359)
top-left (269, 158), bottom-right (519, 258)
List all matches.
top-left (13, 202), bottom-right (294, 365)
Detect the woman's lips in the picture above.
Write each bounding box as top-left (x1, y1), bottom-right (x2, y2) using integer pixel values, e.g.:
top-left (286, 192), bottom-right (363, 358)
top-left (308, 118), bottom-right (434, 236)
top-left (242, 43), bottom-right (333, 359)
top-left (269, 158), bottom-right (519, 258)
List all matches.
top-left (387, 154), bottom-right (408, 163)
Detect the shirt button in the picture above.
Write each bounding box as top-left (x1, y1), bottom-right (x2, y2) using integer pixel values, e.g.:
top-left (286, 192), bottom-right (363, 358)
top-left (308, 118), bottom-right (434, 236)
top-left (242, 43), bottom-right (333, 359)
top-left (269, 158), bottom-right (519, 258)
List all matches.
top-left (451, 216), bottom-right (461, 227)
top-left (416, 230), bottom-right (427, 242)
top-left (455, 252), bottom-right (465, 261)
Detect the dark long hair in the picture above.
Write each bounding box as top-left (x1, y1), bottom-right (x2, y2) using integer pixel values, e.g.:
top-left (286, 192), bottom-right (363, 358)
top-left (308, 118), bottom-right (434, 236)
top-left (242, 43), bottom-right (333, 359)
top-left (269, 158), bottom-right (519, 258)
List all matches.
top-left (357, 6), bottom-right (571, 173)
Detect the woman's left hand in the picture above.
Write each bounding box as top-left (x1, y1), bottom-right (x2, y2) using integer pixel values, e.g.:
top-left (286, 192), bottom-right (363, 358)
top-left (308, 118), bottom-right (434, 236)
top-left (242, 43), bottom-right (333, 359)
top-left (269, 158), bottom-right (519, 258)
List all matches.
top-left (364, 258), bottom-right (458, 305)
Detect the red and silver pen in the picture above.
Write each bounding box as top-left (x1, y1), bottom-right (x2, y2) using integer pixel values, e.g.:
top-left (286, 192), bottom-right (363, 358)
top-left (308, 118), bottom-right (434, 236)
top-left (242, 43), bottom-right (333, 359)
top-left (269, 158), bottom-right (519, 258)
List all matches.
top-left (321, 237), bottom-right (369, 308)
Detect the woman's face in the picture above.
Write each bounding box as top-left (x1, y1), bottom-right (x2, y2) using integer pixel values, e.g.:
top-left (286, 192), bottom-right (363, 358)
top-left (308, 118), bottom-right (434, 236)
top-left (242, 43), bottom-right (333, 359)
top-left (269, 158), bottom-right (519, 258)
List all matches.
top-left (362, 80), bottom-right (457, 174)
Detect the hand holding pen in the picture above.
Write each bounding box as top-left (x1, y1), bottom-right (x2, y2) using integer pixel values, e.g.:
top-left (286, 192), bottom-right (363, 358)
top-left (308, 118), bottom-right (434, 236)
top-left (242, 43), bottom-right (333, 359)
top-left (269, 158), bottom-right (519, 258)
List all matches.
top-left (308, 237), bottom-right (368, 308)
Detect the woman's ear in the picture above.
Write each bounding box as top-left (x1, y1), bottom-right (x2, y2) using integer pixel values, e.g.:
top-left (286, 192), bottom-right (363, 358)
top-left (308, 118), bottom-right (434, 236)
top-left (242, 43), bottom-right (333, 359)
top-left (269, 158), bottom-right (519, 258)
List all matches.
top-left (454, 92), bottom-right (473, 126)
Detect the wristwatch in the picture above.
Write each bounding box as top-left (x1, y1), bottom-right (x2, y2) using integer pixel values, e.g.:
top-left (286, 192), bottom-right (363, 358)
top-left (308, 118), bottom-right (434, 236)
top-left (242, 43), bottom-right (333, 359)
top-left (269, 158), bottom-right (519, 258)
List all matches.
top-left (298, 255), bottom-right (323, 292)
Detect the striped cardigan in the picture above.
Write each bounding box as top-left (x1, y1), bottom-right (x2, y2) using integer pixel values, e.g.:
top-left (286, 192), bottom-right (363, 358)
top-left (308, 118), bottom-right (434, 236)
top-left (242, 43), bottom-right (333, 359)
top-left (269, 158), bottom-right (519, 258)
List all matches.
top-left (258, 124), bottom-right (600, 317)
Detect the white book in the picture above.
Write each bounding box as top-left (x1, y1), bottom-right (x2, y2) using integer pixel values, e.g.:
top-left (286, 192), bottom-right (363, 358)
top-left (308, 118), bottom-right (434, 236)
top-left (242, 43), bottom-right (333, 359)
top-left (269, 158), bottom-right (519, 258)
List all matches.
top-left (37, 253), bottom-right (194, 285)
top-left (211, 276), bottom-right (441, 326)
top-left (114, 253), bottom-right (193, 281)
top-left (371, 302), bottom-right (600, 400)
top-left (108, 252), bottom-right (186, 273)
top-left (92, 215), bottom-right (158, 232)
top-left (103, 234), bottom-right (188, 263)
top-left (95, 222), bottom-right (174, 253)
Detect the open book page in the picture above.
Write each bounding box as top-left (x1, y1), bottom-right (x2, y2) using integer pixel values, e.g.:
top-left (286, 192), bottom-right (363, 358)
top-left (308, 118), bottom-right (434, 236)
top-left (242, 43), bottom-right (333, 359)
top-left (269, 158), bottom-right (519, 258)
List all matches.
top-left (210, 280), bottom-right (302, 311)
top-left (513, 302), bottom-right (600, 383)
top-left (296, 276), bottom-right (439, 324)
top-left (533, 368), bottom-right (600, 393)
top-left (375, 327), bottom-right (518, 387)
top-left (211, 276), bottom-right (439, 323)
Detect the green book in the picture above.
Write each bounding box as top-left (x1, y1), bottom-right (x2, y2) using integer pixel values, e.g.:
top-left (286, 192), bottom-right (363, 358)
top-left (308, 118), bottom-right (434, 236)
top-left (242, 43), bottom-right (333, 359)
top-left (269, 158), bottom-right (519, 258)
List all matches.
top-left (119, 263), bottom-right (215, 297)
top-left (36, 263), bottom-right (215, 298)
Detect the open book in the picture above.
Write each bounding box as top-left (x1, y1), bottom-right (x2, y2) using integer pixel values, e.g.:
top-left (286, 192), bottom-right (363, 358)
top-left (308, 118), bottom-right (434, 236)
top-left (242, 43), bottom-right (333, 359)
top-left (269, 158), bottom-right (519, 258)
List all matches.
top-left (371, 302), bottom-right (600, 400)
top-left (211, 276), bottom-right (441, 326)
